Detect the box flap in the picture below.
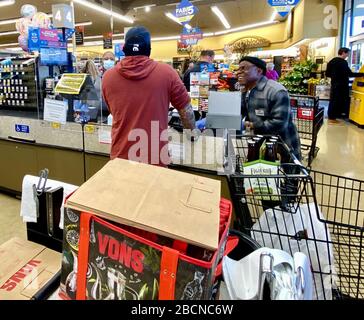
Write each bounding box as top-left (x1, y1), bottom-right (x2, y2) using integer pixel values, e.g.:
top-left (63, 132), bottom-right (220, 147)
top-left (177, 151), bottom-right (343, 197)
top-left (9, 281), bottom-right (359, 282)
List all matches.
top-left (66, 159), bottom-right (221, 250)
top-left (0, 238), bottom-right (61, 300)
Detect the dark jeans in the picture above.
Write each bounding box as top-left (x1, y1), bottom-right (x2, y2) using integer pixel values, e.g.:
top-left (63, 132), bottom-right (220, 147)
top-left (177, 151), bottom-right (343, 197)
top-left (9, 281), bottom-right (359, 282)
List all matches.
top-left (328, 84), bottom-right (350, 120)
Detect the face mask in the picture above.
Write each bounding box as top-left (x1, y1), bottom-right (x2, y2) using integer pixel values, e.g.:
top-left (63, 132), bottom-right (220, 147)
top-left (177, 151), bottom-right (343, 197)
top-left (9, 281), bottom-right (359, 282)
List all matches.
top-left (103, 59), bottom-right (115, 70)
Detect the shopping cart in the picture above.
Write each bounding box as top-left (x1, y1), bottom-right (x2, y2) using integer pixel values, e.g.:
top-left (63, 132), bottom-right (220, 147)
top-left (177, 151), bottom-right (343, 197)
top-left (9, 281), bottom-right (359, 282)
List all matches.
top-left (227, 135), bottom-right (364, 300)
top-left (290, 94), bottom-right (324, 167)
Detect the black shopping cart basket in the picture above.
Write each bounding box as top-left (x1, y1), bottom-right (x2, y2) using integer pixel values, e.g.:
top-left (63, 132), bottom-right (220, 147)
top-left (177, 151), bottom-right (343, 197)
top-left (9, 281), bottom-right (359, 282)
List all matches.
top-left (290, 94), bottom-right (324, 167)
top-left (227, 134), bottom-right (364, 300)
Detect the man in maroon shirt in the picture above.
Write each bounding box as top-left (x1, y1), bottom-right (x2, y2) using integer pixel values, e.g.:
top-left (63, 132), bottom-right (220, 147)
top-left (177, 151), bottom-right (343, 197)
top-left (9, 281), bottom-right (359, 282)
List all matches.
top-left (102, 26), bottom-right (196, 166)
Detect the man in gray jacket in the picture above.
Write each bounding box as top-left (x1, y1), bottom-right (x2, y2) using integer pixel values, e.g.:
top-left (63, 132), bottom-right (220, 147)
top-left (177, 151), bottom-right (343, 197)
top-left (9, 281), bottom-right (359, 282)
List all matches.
top-left (237, 56), bottom-right (301, 160)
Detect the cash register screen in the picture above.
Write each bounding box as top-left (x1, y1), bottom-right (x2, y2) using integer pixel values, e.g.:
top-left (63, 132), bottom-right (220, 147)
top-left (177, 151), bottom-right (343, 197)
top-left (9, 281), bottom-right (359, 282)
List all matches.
top-left (40, 48), bottom-right (68, 66)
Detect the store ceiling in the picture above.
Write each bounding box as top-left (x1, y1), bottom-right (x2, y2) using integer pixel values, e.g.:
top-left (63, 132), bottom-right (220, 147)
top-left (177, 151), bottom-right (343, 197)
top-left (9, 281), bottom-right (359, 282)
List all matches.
top-left (0, 0), bottom-right (277, 45)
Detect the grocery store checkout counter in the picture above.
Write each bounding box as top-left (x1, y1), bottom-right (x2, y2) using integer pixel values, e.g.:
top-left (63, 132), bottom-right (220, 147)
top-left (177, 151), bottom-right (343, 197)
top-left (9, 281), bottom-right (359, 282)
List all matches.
top-left (0, 114), bottom-right (232, 202)
top-left (350, 65), bottom-right (364, 128)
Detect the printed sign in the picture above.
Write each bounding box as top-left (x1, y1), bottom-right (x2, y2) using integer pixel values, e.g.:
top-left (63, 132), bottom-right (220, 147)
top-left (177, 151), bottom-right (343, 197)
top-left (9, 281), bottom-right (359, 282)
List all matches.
top-left (55, 73), bottom-right (87, 95)
top-left (43, 98), bottom-right (68, 124)
top-left (15, 124), bottom-right (30, 134)
top-left (75, 26), bottom-right (84, 45)
top-left (180, 27), bottom-right (203, 46)
top-left (175, 0), bottom-right (199, 25)
top-left (28, 27), bottom-right (67, 51)
top-left (114, 43), bottom-right (125, 60)
top-left (52, 4), bottom-right (75, 29)
top-left (103, 32), bottom-right (113, 49)
top-left (267, 0), bottom-right (301, 18)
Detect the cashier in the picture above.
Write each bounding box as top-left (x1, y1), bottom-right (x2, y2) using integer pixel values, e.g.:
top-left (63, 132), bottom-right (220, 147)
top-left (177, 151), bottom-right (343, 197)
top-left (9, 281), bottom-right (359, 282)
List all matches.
top-left (237, 56), bottom-right (301, 160)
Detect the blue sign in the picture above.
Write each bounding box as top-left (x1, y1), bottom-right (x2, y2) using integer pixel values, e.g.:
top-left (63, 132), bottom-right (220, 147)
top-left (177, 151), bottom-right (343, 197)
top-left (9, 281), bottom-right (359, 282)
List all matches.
top-left (267, 0), bottom-right (301, 18)
top-left (114, 43), bottom-right (125, 60)
top-left (175, 0), bottom-right (198, 25)
top-left (180, 27), bottom-right (203, 45)
top-left (15, 124), bottom-right (30, 134)
top-left (28, 27), bottom-right (40, 51)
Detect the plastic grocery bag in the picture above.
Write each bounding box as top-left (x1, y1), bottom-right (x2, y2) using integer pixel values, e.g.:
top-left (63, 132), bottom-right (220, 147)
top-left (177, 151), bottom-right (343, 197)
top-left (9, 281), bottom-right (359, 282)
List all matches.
top-left (251, 202), bottom-right (335, 300)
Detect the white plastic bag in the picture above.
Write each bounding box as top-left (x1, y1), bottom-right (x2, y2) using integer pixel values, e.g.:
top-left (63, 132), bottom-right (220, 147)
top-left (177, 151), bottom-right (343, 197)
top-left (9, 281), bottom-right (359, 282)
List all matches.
top-left (251, 202), bottom-right (335, 300)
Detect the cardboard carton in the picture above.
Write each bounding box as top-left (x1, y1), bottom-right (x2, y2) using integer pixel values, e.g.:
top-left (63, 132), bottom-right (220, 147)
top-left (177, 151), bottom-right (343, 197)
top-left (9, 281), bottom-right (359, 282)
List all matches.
top-left (0, 237), bottom-right (61, 300)
top-left (66, 158), bottom-right (221, 250)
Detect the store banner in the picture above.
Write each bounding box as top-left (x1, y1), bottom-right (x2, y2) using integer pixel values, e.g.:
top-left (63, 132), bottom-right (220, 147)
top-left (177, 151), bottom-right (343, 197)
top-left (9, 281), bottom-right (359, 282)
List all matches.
top-left (175, 0), bottom-right (198, 25)
top-left (103, 32), bottom-right (113, 49)
top-left (180, 27), bottom-right (203, 46)
top-left (75, 26), bottom-right (84, 45)
top-left (267, 0), bottom-right (301, 18)
top-left (28, 27), bottom-right (67, 51)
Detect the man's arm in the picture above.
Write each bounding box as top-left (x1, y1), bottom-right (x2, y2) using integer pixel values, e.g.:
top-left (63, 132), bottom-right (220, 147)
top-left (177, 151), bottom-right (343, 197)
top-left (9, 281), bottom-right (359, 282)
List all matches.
top-left (178, 103), bottom-right (196, 130)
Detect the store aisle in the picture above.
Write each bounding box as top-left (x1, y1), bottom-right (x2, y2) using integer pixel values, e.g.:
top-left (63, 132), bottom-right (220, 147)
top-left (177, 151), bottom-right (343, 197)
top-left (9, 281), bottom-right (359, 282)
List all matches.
top-left (312, 120), bottom-right (364, 180)
top-left (0, 193), bottom-right (25, 244)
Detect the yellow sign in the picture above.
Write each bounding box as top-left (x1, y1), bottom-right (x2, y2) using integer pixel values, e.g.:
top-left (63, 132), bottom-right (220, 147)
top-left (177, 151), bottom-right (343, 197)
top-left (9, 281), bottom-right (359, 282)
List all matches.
top-left (51, 122), bottom-right (61, 129)
top-left (55, 73), bottom-right (87, 95)
top-left (84, 125), bottom-right (95, 134)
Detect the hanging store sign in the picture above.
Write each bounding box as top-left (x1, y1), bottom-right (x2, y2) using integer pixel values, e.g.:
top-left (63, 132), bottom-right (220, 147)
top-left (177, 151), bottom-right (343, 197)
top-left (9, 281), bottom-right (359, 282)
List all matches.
top-left (267, 0), bottom-right (301, 18)
top-left (75, 26), bottom-right (84, 45)
top-left (103, 32), bottom-right (113, 49)
top-left (180, 27), bottom-right (203, 46)
top-left (175, 0), bottom-right (198, 25)
top-left (52, 4), bottom-right (75, 29)
top-left (28, 27), bottom-right (68, 51)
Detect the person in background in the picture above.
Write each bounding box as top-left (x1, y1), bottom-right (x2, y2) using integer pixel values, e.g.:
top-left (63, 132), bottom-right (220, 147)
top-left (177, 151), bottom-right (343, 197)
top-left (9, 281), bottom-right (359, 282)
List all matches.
top-left (237, 56), bottom-right (301, 160)
top-left (80, 60), bottom-right (102, 121)
top-left (183, 50), bottom-right (215, 91)
top-left (326, 47), bottom-right (364, 124)
top-left (101, 51), bottom-right (116, 75)
top-left (102, 26), bottom-right (197, 167)
top-left (266, 62), bottom-right (279, 81)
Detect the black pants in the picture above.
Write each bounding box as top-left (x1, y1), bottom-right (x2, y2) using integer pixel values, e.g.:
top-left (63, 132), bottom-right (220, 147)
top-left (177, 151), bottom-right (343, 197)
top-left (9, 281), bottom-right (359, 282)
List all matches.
top-left (328, 85), bottom-right (350, 120)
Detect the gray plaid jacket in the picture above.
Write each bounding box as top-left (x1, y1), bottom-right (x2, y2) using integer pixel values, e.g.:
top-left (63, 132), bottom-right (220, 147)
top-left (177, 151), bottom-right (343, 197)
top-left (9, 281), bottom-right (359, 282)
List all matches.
top-left (241, 76), bottom-right (301, 160)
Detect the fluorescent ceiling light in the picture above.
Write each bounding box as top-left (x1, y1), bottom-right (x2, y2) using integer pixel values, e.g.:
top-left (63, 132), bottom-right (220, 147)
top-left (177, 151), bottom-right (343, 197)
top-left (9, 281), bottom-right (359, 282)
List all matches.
top-left (270, 10), bottom-right (277, 21)
top-left (357, 4), bottom-right (364, 8)
top-left (214, 20), bottom-right (276, 35)
top-left (0, 0), bottom-right (15, 8)
top-left (165, 12), bottom-right (192, 30)
top-left (151, 35), bottom-right (180, 41)
top-left (73, 0), bottom-right (134, 24)
top-left (75, 21), bottom-right (93, 27)
top-left (133, 4), bottom-right (156, 11)
top-left (83, 33), bottom-right (124, 40)
top-left (211, 6), bottom-right (231, 29)
top-left (0, 30), bottom-right (18, 36)
top-left (165, 12), bottom-right (182, 25)
top-left (0, 18), bottom-right (18, 26)
top-left (0, 42), bottom-right (18, 47)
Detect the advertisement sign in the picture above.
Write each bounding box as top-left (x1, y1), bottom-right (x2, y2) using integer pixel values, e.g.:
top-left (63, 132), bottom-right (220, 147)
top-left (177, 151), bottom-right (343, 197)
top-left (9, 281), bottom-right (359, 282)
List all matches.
top-left (175, 0), bottom-right (198, 25)
top-left (180, 27), bottom-right (203, 46)
top-left (267, 0), bottom-right (301, 18)
top-left (28, 27), bottom-right (68, 51)
top-left (114, 43), bottom-right (125, 60)
top-left (75, 26), bottom-right (84, 45)
top-left (103, 32), bottom-right (113, 49)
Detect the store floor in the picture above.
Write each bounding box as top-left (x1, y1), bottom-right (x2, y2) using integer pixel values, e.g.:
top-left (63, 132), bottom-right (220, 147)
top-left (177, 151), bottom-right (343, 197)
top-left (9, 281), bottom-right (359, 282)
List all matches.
top-left (0, 119), bottom-right (364, 246)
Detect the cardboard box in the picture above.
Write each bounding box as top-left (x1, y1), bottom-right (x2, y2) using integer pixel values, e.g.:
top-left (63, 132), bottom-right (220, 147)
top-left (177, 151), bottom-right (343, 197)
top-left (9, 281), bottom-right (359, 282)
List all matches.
top-left (59, 159), bottom-right (228, 300)
top-left (0, 237), bottom-right (61, 300)
top-left (66, 159), bottom-right (221, 251)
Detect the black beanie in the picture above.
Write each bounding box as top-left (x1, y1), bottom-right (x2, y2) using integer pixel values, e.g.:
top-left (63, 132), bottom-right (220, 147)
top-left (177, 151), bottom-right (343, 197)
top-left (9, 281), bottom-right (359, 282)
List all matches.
top-left (123, 26), bottom-right (151, 57)
top-left (240, 56), bottom-right (267, 75)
